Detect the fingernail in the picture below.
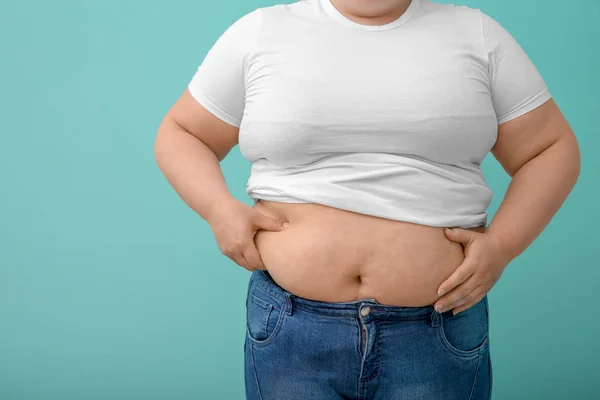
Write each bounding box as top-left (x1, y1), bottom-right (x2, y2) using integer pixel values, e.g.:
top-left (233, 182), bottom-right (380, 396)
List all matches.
top-left (435, 305), bottom-right (445, 313)
top-left (438, 289), bottom-right (445, 296)
top-left (283, 222), bottom-right (289, 228)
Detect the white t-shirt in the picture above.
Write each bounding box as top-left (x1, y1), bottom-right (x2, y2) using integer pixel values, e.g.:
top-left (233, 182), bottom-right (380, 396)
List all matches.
top-left (187, 0), bottom-right (552, 228)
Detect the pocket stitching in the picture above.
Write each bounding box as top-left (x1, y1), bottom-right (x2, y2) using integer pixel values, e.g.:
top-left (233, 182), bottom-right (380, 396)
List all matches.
top-left (251, 293), bottom-right (272, 310)
top-left (437, 312), bottom-right (488, 359)
top-left (246, 294), bottom-right (286, 347)
top-left (251, 294), bottom-right (273, 341)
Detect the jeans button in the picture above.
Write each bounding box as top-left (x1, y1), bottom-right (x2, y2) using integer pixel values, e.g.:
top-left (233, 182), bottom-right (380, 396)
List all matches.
top-left (360, 306), bottom-right (371, 316)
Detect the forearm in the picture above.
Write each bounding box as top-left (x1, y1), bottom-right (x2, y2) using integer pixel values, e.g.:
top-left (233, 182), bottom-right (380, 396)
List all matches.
top-left (486, 135), bottom-right (581, 262)
top-left (154, 119), bottom-right (237, 223)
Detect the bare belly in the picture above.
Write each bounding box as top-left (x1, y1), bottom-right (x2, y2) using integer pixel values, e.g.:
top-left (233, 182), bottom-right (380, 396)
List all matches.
top-left (252, 199), bottom-right (487, 307)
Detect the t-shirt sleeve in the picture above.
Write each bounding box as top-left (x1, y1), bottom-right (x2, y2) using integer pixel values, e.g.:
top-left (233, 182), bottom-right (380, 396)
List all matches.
top-left (187, 9), bottom-right (262, 128)
top-left (481, 11), bottom-right (552, 125)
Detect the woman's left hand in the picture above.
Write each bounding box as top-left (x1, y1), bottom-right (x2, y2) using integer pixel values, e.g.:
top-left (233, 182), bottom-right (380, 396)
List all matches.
top-left (434, 228), bottom-right (511, 315)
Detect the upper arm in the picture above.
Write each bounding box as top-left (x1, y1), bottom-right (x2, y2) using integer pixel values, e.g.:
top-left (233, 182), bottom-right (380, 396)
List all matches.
top-left (162, 88), bottom-right (240, 162)
top-left (491, 98), bottom-right (575, 177)
top-left (480, 11), bottom-right (574, 176)
top-left (160, 8), bottom-right (261, 162)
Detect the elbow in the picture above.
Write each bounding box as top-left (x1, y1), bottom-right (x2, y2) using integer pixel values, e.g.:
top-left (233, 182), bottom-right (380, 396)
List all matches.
top-left (154, 118), bottom-right (173, 167)
top-left (568, 133), bottom-right (582, 183)
top-left (556, 131), bottom-right (582, 182)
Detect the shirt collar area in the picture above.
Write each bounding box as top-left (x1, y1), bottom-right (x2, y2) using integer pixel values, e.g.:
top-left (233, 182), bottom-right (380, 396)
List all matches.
top-left (319, 0), bottom-right (422, 31)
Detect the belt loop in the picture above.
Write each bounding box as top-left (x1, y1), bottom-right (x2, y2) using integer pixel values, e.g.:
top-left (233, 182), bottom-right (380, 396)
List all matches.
top-left (430, 308), bottom-right (440, 328)
top-left (284, 292), bottom-right (294, 316)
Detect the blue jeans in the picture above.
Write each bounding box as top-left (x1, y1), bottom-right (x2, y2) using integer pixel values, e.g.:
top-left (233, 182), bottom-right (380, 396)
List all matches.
top-left (244, 269), bottom-right (492, 400)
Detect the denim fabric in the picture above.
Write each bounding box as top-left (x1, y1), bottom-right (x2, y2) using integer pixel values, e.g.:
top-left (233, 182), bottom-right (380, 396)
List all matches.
top-left (244, 269), bottom-right (492, 400)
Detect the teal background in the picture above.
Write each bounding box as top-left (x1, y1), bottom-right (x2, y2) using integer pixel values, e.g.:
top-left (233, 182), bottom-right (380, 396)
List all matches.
top-left (1, 0), bottom-right (598, 398)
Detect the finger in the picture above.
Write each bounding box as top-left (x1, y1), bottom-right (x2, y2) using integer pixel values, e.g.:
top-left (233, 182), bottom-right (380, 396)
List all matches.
top-left (451, 289), bottom-right (486, 316)
top-left (252, 212), bottom-right (287, 232)
top-left (434, 272), bottom-right (478, 313)
top-left (444, 228), bottom-right (474, 246)
top-left (438, 282), bottom-right (483, 313)
top-left (436, 260), bottom-right (476, 297)
top-left (242, 245), bottom-right (266, 271)
top-left (239, 252), bottom-right (257, 271)
top-left (229, 252), bottom-right (252, 271)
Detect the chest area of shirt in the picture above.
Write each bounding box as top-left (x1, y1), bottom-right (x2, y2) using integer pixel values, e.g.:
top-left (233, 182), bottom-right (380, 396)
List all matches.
top-left (245, 30), bottom-right (492, 124)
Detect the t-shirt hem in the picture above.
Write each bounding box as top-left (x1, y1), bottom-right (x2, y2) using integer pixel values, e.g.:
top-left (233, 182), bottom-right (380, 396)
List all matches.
top-left (247, 192), bottom-right (487, 229)
top-left (187, 83), bottom-right (242, 128)
top-left (496, 87), bottom-right (552, 125)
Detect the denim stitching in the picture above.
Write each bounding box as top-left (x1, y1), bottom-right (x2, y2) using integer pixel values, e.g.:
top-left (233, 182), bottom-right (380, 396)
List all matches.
top-left (362, 321), bottom-right (383, 383)
top-left (488, 349), bottom-right (493, 400)
top-left (353, 318), bottom-right (363, 359)
top-left (483, 295), bottom-right (492, 399)
top-left (467, 342), bottom-right (486, 400)
top-left (436, 312), bottom-right (487, 359)
top-left (246, 297), bottom-right (288, 347)
top-left (292, 302), bottom-right (433, 319)
top-left (249, 343), bottom-right (264, 400)
top-left (250, 294), bottom-right (274, 341)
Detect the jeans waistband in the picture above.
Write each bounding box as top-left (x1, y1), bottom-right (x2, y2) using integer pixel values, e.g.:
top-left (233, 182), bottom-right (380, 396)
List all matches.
top-left (250, 269), bottom-right (438, 321)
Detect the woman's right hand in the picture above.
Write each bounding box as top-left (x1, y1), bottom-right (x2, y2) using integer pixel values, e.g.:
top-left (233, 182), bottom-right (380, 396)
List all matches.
top-left (207, 198), bottom-right (288, 271)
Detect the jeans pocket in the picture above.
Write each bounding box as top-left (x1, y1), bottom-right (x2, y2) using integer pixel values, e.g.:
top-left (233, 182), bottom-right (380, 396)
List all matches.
top-left (246, 291), bottom-right (286, 347)
top-left (437, 295), bottom-right (489, 359)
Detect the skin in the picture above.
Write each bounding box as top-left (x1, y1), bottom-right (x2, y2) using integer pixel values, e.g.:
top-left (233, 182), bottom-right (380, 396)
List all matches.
top-left (328, 0), bottom-right (414, 26)
top-left (435, 98), bottom-right (580, 314)
top-left (154, 0), bottom-right (580, 316)
top-left (325, 0), bottom-right (581, 314)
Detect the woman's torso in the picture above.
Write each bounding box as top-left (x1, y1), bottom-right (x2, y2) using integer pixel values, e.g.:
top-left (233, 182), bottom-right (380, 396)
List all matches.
top-left (253, 199), bottom-right (485, 307)
top-left (238, 1), bottom-right (491, 306)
